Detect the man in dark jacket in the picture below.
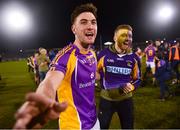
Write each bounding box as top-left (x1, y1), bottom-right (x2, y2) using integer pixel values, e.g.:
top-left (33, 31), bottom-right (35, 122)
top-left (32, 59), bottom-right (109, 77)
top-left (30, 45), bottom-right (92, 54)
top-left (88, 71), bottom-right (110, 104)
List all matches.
top-left (154, 60), bottom-right (172, 101)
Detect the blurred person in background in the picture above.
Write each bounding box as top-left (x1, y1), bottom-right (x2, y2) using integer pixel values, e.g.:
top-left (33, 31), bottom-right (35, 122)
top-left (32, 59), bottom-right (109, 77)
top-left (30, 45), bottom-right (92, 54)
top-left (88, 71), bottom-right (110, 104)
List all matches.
top-left (33, 52), bottom-right (40, 85)
top-left (142, 40), bottom-right (157, 86)
top-left (154, 60), bottom-right (173, 101)
top-left (169, 41), bottom-right (180, 85)
top-left (27, 56), bottom-right (35, 73)
top-left (135, 46), bottom-right (143, 62)
top-left (37, 48), bottom-right (50, 82)
top-left (48, 49), bottom-right (56, 61)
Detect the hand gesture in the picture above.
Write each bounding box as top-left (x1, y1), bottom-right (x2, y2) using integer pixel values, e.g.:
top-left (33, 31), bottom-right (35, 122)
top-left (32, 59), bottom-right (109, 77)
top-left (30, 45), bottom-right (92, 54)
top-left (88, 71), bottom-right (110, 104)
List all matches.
top-left (13, 92), bottom-right (67, 129)
top-left (122, 83), bottom-right (135, 94)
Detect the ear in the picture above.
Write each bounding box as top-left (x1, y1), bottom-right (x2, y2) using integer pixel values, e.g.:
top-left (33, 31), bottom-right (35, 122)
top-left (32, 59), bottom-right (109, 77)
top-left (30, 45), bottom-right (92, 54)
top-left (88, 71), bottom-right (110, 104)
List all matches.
top-left (113, 33), bottom-right (117, 42)
top-left (71, 24), bottom-right (75, 34)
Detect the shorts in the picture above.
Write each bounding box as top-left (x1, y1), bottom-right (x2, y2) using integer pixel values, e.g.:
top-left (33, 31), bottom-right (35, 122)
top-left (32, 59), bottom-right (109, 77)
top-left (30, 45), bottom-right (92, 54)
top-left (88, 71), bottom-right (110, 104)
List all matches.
top-left (146, 61), bottom-right (155, 68)
top-left (90, 119), bottom-right (100, 130)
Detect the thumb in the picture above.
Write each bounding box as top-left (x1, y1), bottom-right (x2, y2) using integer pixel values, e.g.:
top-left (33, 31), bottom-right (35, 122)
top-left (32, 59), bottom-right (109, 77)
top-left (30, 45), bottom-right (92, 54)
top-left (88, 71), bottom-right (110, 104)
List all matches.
top-left (53, 101), bottom-right (68, 112)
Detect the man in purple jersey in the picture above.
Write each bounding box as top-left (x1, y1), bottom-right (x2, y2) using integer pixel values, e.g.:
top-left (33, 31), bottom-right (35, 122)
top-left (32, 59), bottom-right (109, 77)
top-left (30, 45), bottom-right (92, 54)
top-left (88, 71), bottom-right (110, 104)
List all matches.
top-left (143, 40), bottom-right (157, 85)
top-left (13, 3), bottom-right (100, 129)
top-left (97, 25), bottom-right (141, 129)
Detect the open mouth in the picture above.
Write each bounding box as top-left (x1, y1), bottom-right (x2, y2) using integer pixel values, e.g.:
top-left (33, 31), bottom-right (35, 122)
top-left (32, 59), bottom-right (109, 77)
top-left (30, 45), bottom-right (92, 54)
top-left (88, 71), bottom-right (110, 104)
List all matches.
top-left (85, 32), bottom-right (94, 37)
top-left (123, 41), bottom-right (129, 45)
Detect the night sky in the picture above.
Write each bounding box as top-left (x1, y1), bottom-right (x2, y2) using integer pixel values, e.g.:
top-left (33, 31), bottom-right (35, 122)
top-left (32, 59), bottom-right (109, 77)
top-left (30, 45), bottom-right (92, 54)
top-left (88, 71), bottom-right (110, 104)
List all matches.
top-left (0, 0), bottom-right (180, 53)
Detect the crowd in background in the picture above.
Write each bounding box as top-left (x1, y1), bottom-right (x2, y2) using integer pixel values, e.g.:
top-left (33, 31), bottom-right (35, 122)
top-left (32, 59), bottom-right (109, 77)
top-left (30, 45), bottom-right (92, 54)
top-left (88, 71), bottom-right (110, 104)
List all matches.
top-left (26, 39), bottom-right (180, 101)
top-left (134, 39), bottom-right (180, 101)
top-left (26, 47), bottom-right (57, 85)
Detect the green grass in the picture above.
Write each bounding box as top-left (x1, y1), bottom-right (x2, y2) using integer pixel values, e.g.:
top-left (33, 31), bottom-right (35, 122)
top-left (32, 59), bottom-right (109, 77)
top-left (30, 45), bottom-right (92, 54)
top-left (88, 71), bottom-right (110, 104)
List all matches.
top-left (0, 60), bottom-right (180, 129)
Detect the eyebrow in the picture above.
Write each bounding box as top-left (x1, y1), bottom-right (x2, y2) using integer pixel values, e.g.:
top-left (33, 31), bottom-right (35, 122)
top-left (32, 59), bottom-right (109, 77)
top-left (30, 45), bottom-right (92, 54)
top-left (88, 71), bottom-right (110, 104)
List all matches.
top-left (80, 19), bottom-right (97, 22)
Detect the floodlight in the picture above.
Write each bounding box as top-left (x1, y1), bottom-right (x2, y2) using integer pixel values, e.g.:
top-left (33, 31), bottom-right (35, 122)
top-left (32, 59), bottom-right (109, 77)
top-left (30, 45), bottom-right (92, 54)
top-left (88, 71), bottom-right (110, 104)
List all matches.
top-left (158, 6), bottom-right (174, 21)
top-left (0, 2), bottom-right (34, 38)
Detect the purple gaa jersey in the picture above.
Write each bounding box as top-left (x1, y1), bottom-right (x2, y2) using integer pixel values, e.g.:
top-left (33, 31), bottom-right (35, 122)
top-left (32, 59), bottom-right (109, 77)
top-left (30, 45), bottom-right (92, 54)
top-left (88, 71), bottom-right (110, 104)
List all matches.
top-left (50, 43), bottom-right (97, 129)
top-left (97, 45), bottom-right (141, 90)
top-left (144, 45), bottom-right (156, 62)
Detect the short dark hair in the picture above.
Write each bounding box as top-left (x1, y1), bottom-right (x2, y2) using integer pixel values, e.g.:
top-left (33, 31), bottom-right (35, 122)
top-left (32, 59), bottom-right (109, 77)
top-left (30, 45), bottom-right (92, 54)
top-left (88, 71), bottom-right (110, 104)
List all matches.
top-left (148, 40), bottom-right (153, 45)
top-left (114, 24), bottom-right (133, 34)
top-left (71, 3), bottom-right (97, 24)
top-left (176, 38), bottom-right (180, 43)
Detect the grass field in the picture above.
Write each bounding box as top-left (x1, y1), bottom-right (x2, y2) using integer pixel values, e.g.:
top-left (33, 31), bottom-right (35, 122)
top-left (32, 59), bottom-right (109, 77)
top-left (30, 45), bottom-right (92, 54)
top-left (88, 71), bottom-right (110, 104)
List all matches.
top-left (0, 60), bottom-right (180, 129)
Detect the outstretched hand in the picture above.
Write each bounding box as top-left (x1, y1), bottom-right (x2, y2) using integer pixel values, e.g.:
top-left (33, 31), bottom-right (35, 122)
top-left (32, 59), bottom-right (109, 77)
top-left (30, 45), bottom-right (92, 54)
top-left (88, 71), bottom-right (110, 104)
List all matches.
top-left (13, 92), bottom-right (68, 129)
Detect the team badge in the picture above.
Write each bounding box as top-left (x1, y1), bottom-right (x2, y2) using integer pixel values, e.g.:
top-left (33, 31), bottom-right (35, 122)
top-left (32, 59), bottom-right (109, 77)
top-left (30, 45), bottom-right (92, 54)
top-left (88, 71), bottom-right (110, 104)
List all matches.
top-left (90, 72), bottom-right (94, 79)
top-left (126, 60), bottom-right (133, 67)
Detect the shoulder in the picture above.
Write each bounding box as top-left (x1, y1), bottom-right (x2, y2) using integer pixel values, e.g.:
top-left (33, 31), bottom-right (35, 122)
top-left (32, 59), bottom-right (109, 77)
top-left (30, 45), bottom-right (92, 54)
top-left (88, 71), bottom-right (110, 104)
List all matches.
top-left (57, 44), bottom-right (75, 56)
top-left (98, 48), bottom-right (110, 56)
top-left (51, 44), bottom-right (75, 64)
top-left (128, 53), bottom-right (140, 63)
top-left (97, 48), bottom-right (110, 60)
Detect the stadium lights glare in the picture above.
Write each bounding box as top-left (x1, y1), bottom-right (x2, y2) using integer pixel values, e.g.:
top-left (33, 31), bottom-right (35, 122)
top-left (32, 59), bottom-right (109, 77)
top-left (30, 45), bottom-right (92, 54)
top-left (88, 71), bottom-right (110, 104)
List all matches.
top-left (5, 10), bottom-right (30, 31)
top-left (104, 42), bottom-right (113, 46)
top-left (0, 2), bottom-right (34, 38)
top-left (158, 6), bottom-right (174, 21)
top-left (151, 3), bottom-right (176, 26)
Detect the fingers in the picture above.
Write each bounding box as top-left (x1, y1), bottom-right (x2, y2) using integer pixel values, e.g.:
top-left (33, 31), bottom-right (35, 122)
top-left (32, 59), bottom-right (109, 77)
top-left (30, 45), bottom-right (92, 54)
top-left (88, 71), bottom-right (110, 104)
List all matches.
top-left (53, 101), bottom-right (68, 112)
top-left (14, 92), bottom-right (68, 129)
top-left (15, 102), bottom-right (39, 119)
top-left (14, 92), bottom-right (49, 129)
top-left (14, 114), bottom-right (33, 129)
top-left (47, 101), bottom-right (68, 120)
top-left (27, 101), bottom-right (68, 128)
top-left (26, 93), bottom-right (52, 110)
top-left (13, 118), bottom-right (26, 129)
top-left (26, 112), bottom-right (47, 129)
top-left (26, 93), bottom-right (67, 112)
top-left (122, 83), bottom-right (134, 94)
top-left (13, 102), bottom-right (40, 129)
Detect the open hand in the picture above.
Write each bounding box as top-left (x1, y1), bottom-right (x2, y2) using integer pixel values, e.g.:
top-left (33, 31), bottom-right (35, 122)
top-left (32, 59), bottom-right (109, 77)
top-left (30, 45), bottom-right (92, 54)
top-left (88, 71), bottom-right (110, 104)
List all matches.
top-left (13, 92), bottom-right (67, 129)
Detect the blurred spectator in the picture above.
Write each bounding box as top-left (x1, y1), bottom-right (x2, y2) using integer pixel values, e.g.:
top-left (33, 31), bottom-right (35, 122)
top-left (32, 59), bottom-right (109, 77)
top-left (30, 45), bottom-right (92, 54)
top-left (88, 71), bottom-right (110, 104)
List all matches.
top-left (27, 56), bottom-right (34, 72)
top-left (169, 41), bottom-right (180, 85)
top-left (142, 40), bottom-right (157, 86)
top-left (48, 49), bottom-right (56, 61)
top-left (135, 47), bottom-right (143, 61)
top-left (33, 53), bottom-right (40, 85)
top-left (37, 48), bottom-right (50, 82)
top-left (163, 42), bottom-right (170, 68)
top-left (154, 60), bottom-right (173, 101)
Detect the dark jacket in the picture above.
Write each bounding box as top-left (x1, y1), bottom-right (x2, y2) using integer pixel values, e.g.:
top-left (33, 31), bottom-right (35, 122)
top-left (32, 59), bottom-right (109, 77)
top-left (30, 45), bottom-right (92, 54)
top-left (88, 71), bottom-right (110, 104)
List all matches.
top-left (154, 63), bottom-right (171, 81)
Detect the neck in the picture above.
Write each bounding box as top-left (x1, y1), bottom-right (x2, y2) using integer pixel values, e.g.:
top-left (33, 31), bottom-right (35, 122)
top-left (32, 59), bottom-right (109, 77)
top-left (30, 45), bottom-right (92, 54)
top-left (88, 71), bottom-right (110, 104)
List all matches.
top-left (115, 43), bottom-right (125, 54)
top-left (73, 40), bottom-right (90, 53)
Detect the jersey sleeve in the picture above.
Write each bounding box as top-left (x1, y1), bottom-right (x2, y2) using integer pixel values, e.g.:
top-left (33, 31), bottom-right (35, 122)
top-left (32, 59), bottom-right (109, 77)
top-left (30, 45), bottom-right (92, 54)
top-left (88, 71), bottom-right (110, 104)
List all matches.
top-left (131, 57), bottom-right (141, 89)
top-left (50, 45), bottom-right (73, 74)
top-left (97, 49), bottom-right (106, 73)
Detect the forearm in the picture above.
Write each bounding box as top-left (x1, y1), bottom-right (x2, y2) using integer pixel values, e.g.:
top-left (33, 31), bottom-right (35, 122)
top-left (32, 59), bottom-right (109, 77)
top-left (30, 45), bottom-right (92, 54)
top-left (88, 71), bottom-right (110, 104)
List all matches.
top-left (36, 79), bottom-right (56, 100)
top-left (96, 72), bottom-right (100, 80)
top-left (131, 79), bottom-right (141, 89)
top-left (36, 71), bottom-right (64, 100)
